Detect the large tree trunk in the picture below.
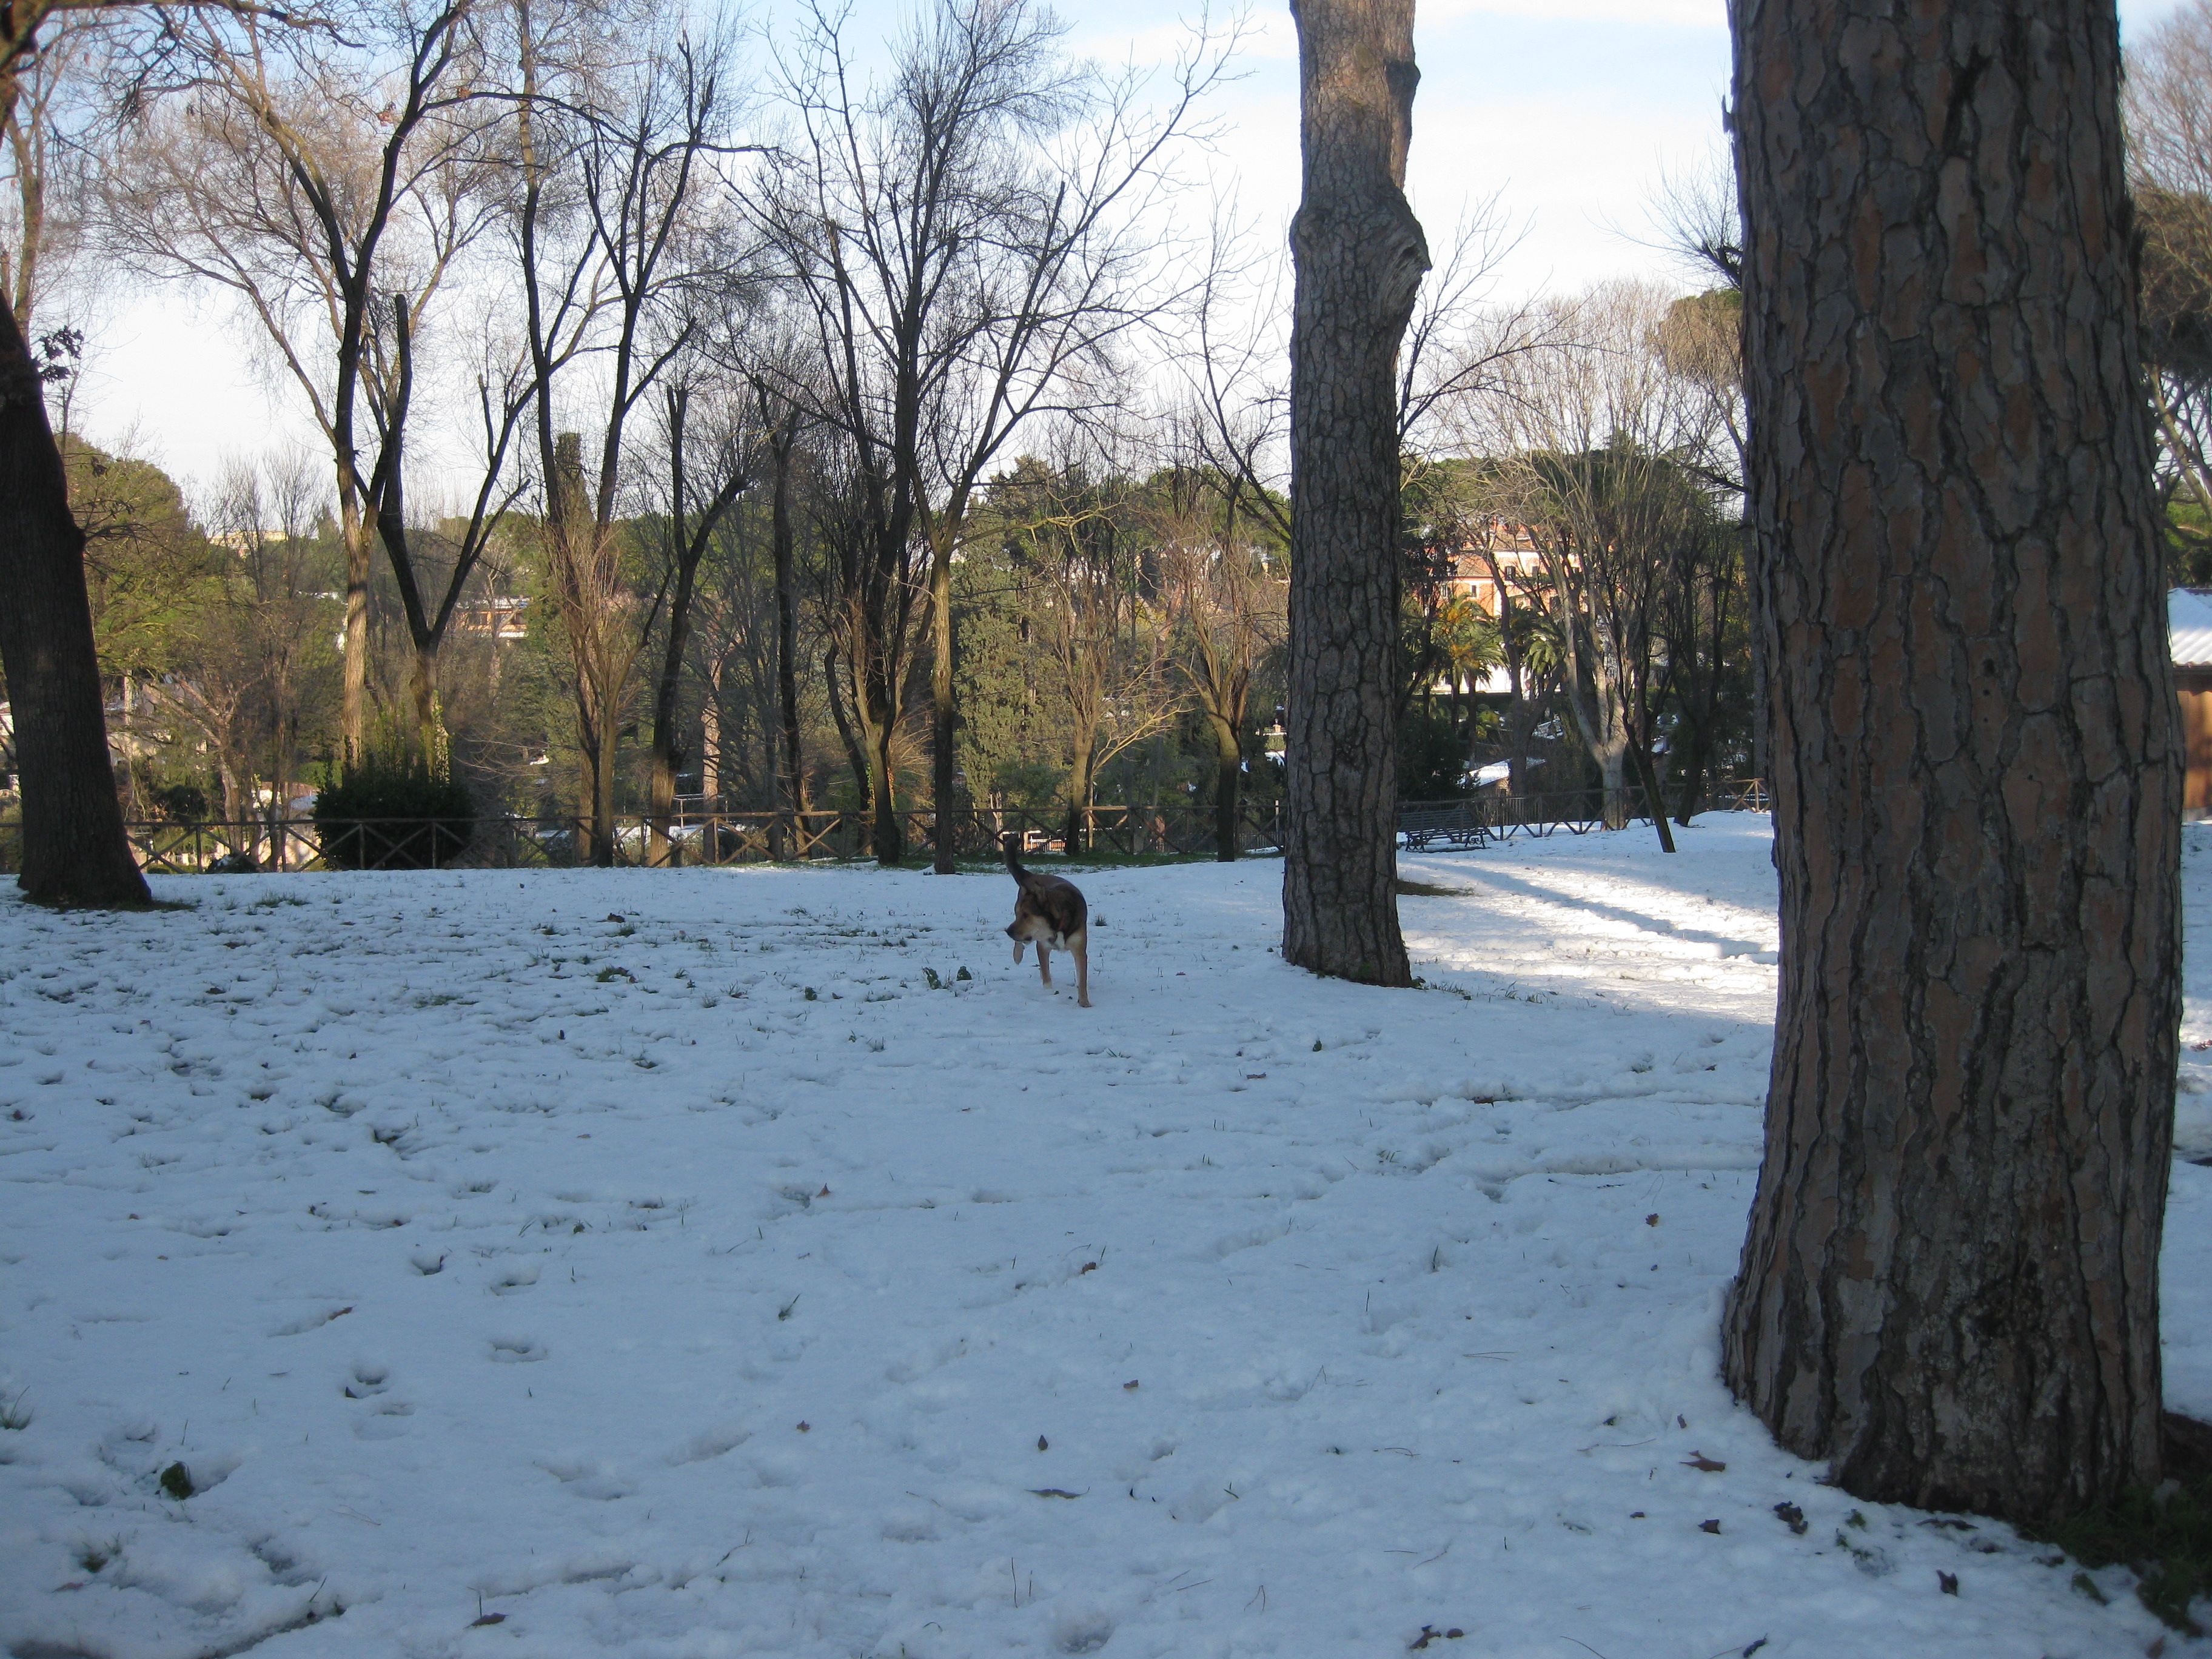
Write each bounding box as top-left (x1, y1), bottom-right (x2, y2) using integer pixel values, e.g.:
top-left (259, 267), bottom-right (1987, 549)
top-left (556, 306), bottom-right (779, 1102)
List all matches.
top-left (846, 641), bottom-right (901, 865)
top-left (590, 680), bottom-right (619, 868)
top-left (1208, 711), bottom-right (1241, 861)
top-left (771, 423), bottom-right (808, 856)
top-left (0, 301), bottom-right (150, 907)
top-left (1559, 650), bottom-right (1630, 829)
top-left (329, 273), bottom-right (379, 769)
top-left (574, 725), bottom-right (598, 867)
top-left (851, 613), bottom-right (905, 865)
top-left (1063, 735), bottom-right (1097, 856)
top-left (646, 649), bottom-right (687, 869)
top-left (865, 712), bottom-right (901, 865)
top-left (1280, 0), bottom-right (1426, 987)
top-left (823, 645), bottom-right (871, 844)
top-left (1721, 0), bottom-right (2181, 1525)
top-left (929, 531), bottom-right (957, 874)
top-left (406, 640), bottom-right (441, 769)
top-left (646, 393), bottom-right (740, 870)
top-left (1627, 731), bottom-right (1674, 854)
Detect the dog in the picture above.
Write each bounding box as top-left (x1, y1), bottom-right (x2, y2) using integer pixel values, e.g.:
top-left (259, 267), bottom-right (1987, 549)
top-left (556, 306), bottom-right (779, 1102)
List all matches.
top-left (1002, 833), bottom-right (1090, 1007)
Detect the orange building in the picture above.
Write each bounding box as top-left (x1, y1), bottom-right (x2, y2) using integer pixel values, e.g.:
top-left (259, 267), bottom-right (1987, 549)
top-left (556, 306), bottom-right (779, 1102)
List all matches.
top-left (1429, 521), bottom-right (1548, 617)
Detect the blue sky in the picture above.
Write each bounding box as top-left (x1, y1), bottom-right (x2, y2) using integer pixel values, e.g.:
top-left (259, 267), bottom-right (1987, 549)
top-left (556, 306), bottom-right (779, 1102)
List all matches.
top-left (72, 0), bottom-right (2195, 498)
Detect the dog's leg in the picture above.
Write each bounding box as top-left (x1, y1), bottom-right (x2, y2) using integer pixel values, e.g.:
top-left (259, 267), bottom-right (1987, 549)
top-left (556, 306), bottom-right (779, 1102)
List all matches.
top-left (1012, 939), bottom-right (1027, 964)
top-left (1074, 935), bottom-right (1090, 1008)
top-left (1037, 943), bottom-right (1053, 988)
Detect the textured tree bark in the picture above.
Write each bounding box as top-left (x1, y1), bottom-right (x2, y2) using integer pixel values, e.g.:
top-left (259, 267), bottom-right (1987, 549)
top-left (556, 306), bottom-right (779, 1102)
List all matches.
top-left (862, 675), bottom-right (903, 866)
top-left (1281, 0), bottom-right (1426, 985)
top-left (0, 300), bottom-right (151, 907)
top-left (647, 390), bottom-right (747, 869)
top-left (770, 421), bottom-right (809, 842)
top-left (1209, 713), bottom-right (1242, 862)
top-left (823, 646), bottom-right (873, 856)
top-left (929, 521), bottom-right (959, 874)
top-left (1722, 0), bottom-right (2180, 1524)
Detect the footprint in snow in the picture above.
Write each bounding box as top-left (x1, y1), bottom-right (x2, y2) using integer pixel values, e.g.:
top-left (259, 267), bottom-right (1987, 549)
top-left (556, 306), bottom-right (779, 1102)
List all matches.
top-left (267, 1305), bottom-right (354, 1337)
top-left (538, 1456), bottom-right (634, 1500)
top-left (342, 1362), bottom-right (390, 1398)
top-left (666, 1424), bottom-right (749, 1465)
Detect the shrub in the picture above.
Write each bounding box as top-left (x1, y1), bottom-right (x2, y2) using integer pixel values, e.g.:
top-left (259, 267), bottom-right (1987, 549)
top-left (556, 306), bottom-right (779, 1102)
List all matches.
top-left (313, 756), bottom-right (475, 870)
top-left (150, 782), bottom-right (209, 822)
top-left (1398, 709), bottom-right (1472, 802)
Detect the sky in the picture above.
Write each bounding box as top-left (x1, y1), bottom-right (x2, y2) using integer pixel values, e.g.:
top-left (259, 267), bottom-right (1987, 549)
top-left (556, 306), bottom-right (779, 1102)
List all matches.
top-left (63, 0), bottom-right (2197, 504)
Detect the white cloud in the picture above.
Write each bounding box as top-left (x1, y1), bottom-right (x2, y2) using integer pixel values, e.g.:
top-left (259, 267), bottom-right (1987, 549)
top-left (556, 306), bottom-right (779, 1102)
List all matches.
top-left (1424, 0), bottom-right (1723, 25)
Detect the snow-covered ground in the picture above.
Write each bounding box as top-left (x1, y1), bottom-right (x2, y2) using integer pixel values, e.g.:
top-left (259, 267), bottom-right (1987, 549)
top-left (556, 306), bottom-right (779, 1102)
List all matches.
top-left (4, 817), bottom-right (2211, 1659)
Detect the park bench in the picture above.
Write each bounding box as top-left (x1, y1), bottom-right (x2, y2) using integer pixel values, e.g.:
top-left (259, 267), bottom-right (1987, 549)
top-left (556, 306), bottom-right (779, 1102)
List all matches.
top-left (1398, 802), bottom-right (1487, 852)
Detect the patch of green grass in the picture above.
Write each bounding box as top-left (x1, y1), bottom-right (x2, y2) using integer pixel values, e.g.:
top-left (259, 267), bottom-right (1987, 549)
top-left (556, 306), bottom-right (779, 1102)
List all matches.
top-left (2040, 1480), bottom-right (2212, 1634)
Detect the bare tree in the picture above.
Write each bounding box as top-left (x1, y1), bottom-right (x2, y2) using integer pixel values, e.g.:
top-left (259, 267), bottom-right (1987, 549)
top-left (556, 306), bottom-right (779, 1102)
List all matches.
top-left (516, 21), bottom-right (751, 865)
top-left (104, 0), bottom-right (493, 762)
top-left (641, 376), bottom-right (748, 864)
top-left (762, 379), bottom-right (814, 835)
top-left (728, 333), bottom-right (825, 845)
top-left (1, 10), bottom-right (101, 327)
top-left (763, 0), bottom-right (1223, 869)
top-left (1482, 283), bottom-right (1718, 845)
top-left (1722, 0), bottom-right (2179, 1524)
top-left (1395, 199), bottom-right (1548, 452)
top-left (1184, 197), bottom-right (1536, 555)
top-left (203, 451), bottom-right (340, 846)
top-left (1647, 144), bottom-right (1741, 294)
top-left (2, 0), bottom-right (347, 905)
top-left (1153, 443), bottom-right (1286, 859)
top-left (683, 401), bottom-right (825, 843)
top-left (991, 458), bottom-right (1181, 851)
top-left (369, 306), bottom-right (535, 759)
top-left (1180, 206), bottom-right (1292, 548)
top-left (99, 450), bottom-right (340, 859)
top-left (0, 5), bottom-right (175, 903)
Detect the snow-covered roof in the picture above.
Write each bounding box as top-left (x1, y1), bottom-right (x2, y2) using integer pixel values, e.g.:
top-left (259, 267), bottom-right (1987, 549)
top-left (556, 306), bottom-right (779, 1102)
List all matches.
top-left (2174, 589), bottom-right (2212, 667)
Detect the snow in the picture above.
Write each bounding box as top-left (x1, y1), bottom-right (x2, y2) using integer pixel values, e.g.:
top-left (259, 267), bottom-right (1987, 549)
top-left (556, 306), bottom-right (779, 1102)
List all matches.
top-left (3, 816), bottom-right (2209, 1658)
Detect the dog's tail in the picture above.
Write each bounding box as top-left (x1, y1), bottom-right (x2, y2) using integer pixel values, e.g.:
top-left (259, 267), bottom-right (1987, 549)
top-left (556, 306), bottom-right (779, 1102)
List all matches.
top-left (1000, 832), bottom-right (1028, 880)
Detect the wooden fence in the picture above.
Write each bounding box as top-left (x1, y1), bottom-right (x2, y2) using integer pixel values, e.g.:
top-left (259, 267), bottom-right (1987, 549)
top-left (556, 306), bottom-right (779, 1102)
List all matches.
top-left (0, 783), bottom-right (1769, 875)
top-left (1398, 778), bottom-right (1771, 848)
top-left (0, 802), bottom-right (1280, 875)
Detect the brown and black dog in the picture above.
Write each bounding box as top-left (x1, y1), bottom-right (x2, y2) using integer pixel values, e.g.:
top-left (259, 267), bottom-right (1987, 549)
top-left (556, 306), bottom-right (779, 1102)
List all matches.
top-left (1002, 833), bottom-right (1089, 1007)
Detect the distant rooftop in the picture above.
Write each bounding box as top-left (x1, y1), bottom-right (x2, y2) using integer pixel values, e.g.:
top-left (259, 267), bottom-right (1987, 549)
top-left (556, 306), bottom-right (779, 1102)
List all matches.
top-left (2176, 589), bottom-right (2212, 668)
